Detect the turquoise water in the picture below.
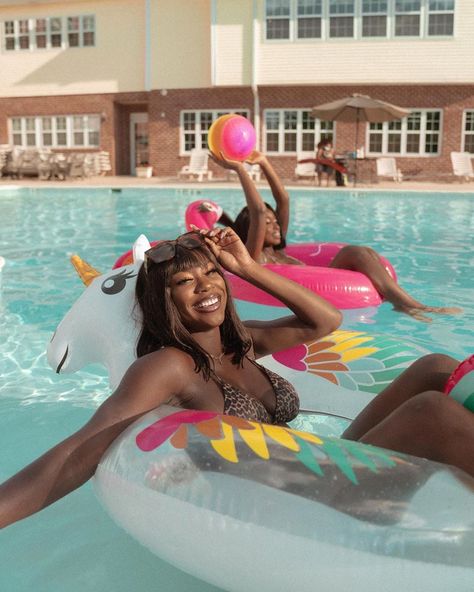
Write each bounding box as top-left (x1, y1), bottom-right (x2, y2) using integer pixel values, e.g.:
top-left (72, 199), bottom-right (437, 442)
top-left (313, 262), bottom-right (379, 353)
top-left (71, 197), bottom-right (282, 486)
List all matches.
top-left (0, 186), bottom-right (473, 591)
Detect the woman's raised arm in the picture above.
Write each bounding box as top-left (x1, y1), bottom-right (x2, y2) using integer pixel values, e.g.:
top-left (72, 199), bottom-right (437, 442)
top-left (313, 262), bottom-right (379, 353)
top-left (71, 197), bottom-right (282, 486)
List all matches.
top-left (209, 151), bottom-right (268, 260)
top-left (203, 228), bottom-right (342, 357)
top-left (246, 151), bottom-right (290, 239)
top-left (0, 351), bottom-right (188, 529)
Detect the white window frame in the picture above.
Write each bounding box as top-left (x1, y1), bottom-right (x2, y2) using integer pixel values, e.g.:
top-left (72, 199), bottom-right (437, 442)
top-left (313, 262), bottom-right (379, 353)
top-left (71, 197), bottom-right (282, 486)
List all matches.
top-left (263, 0), bottom-right (455, 41)
top-left (329, 0), bottom-right (355, 39)
top-left (8, 115), bottom-right (101, 148)
top-left (180, 110), bottom-right (250, 155)
top-left (360, 0), bottom-right (389, 39)
top-left (2, 14), bottom-right (95, 51)
top-left (366, 109), bottom-right (443, 157)
top-left (426, 0), bottom-right (455, 37)
top-left (462, 110), bottom-right (474, 154)
top-left (263, 109), bottom-right (335, 155)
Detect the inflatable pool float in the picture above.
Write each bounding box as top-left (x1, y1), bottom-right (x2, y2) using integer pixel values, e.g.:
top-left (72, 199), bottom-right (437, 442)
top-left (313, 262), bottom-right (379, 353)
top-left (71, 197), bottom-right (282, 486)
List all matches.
top-left (47, 235), bottom-right (473, 590)
top-left (113, 235), bottom-right (397, 309)
top-left (299, 156), bottom-right (348, 175)
top-left (95, 405), bottom-right (474, 592)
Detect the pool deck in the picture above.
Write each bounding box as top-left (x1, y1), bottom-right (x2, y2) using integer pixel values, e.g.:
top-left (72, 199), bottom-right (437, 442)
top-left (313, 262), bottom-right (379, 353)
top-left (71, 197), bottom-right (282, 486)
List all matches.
top-left (0, 175), bottom-right (473, 192)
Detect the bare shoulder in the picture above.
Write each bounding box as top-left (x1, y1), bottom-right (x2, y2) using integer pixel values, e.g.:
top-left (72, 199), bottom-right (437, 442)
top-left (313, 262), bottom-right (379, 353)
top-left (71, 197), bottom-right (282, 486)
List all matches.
top-left (122, 347), bottom-right (195, 390)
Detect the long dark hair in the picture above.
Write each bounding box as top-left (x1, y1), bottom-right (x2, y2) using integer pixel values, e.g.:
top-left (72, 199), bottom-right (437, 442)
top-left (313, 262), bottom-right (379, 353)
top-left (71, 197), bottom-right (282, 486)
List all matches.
top-left (135, 242), bottom-right (251, 380)
top-left (233, 202), bottom-right (286, 250)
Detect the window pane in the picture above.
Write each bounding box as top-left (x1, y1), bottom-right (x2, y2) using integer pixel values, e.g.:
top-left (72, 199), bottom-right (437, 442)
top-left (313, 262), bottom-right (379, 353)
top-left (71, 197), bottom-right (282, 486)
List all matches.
top-left (83, 31), bottom-right (95, 46)
top-left (362, 15), bottom-right (386, 36)
top-left (302, 133), bottom-right (315, 150)
top-left (424, 133), bottom-right (439, 153)
top-left (465, 112), bottom-right (474, 132)
top-left (6, 38), bottom-right (15, 50)
top-left (5, 21), bottom-right (14, 34)
top-left (298, 0), bottom-right (322, 15)
top-left (42, 117), bottom-right (52, 131)
top-left (12, 119), bottom-right (22, 131)
top-left (69, 33), bottom-right (80, 47)
top-left (387, 134), bottom-right (401, 152)
top-left (266, 112), bottom-right (280, 130)
top-left (284, 133), bottom-right (297, 152)
top-left (43, 133), bottom-right (53, 146)
top-left (266, 133), bottom-right (280, 151)
top-left (200, 112), bottom-right (213, 130)
top-left (329, 0), bottom-right (355, 14)
top-left (464, 136), bottom-right (474, 153)
top-left (88, 131), bottom-right (99, 146)
top-left (298, 17), bottom-right (322, 38)
top-left (267, 19), bottom-right (290, 39)
top-left (363, 0), bottom-right (388, 11)
top-left (330, 16), bottom-right (354, 37)
top-left (284, 111), bottom-right (298, 130)
top-left (302, 111), bottom-right (315, 130)
top-left (428, 14), bottom-right (454, 35)
top-left (396, 0), bottom-right (421, 10)
top-left (83, 15), bottom-right (95, 30)
top-left (407, 112), bottom-right (421, 130)
top-left (406, 133), bottom-right (420, 153)
top-left (429, 0), bottom-right (454, 9)
top-left (426, 111), bottom-right (440, 130)
top-left (57, 133), bottom-right (67, 146)
top-left (266, 0), bottom-right (291, 17)
top-left (184, 134), bottom-right (195, 151)
top-left (369, 134), bottom-right (383, 152)
top-left (395, 14), bottom-right (420, 35)
top-left (68, 17), bottom-right (80, 31)
top-left (51, 34), bottom-right (62, 47)
top-left (13, 134), bottom-right (22, 146)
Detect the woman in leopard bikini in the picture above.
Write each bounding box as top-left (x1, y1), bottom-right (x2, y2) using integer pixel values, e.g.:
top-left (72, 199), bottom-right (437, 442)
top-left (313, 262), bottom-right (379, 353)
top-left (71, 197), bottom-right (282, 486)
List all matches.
top-left (0, 227), bottom-right (472, 530)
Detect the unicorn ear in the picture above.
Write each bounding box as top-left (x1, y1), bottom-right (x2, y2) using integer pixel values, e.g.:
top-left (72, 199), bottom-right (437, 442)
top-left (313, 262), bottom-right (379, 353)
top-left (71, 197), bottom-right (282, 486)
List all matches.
top-left (133, 234), bottom-right (151, 263)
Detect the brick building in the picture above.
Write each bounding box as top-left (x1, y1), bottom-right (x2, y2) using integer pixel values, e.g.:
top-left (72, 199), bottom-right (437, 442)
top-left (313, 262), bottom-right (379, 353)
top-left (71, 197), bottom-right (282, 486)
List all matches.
top-left (0, 0), bottom-right (472, 180)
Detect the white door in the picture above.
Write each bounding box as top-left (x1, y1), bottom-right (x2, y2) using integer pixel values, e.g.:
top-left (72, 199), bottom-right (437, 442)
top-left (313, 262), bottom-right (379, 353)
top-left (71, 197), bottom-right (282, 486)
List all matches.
top-left (130, 113), bottom-right (149, 175)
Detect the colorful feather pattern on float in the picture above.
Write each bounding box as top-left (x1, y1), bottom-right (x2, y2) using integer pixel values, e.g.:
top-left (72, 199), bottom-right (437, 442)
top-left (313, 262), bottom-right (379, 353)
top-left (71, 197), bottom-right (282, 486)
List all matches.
top-left (272, 330), bottom-right (426, 393)
top-left (136, 410), bottom-right (401, 485)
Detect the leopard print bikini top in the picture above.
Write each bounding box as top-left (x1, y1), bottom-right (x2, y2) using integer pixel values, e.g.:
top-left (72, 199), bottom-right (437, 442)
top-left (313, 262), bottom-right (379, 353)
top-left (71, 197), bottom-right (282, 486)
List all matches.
top-left (210, 358), bottom-right (300, 425)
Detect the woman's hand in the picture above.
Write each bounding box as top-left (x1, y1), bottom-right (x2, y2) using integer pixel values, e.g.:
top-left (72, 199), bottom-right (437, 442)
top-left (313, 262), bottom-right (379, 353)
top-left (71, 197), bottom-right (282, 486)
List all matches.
top-left (209, 151), bottom-right (245, 172)
top-left (192, 226), bottom-right (256, 276)
top-left (245, 150), bottom-right (267, 167)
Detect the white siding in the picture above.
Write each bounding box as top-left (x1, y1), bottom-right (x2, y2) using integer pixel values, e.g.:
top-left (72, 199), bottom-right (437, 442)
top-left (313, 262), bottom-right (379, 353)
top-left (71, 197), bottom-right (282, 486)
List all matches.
top-left (255, 1), bottom-right (474, 85)
top-left (0, 0), bottom-right (145, 97)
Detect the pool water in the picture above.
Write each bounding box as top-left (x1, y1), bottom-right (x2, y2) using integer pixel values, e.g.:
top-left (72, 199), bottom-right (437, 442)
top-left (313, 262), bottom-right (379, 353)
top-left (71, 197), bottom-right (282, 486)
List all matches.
top-left (0, 187), bottom-right (473, 591)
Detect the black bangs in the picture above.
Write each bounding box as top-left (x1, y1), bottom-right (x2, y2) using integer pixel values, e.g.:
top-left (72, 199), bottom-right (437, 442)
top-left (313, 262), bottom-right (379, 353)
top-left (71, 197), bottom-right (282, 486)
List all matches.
top-left (164, 243), bottom-right (218, 276)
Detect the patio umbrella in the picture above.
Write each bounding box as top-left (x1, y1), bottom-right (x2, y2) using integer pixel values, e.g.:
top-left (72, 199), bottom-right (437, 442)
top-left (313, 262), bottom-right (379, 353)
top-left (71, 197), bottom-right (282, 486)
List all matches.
top-left (311, 93), bottom-right (410, 184)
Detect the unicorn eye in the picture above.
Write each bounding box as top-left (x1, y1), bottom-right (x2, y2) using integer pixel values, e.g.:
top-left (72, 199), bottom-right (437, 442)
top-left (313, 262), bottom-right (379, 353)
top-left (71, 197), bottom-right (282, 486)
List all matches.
top-left (101, 269), bottom-right (137, 295)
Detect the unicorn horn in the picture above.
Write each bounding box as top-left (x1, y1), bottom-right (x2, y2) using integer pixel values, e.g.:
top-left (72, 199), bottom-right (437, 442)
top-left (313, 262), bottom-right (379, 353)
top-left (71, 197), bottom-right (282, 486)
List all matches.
top-left (70, 254), bottom-right (101, 286)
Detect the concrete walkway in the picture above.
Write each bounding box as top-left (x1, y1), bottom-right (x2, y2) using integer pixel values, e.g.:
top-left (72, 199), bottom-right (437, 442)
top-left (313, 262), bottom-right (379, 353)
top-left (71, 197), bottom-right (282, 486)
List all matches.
top-left (0, 174), bottom-right (473, 192)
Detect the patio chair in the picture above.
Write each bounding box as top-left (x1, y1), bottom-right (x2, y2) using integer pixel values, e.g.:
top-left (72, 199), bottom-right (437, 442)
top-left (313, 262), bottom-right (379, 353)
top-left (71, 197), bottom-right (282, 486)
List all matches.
top-left (450, 152), bottom-right (474, 181)
top-left (227, 162), bottom-right (261, 182)
top-left (2, 147), bottom-right (23, 178)
top-left (178, 149), bottom-right (213, 182)
top-left (295, 151), bottom-right (317, 181)
top-left (376, 157), bottom-right (403, 183)
top-left (0, 144), bottom-right (11, 177)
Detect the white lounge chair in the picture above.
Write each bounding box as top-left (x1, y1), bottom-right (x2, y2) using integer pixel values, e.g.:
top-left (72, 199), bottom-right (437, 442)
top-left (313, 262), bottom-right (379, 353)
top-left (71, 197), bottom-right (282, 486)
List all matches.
top-left (227, 162), bottom-right (261, 182)
top-left (450, 152), bottom-right (474, 181)
top-left (376, 157), bottom-right (403, 183)
top-left (178, 149), bottom-right (213, 182)
top-left (295, 151), bottom-right (317, 181)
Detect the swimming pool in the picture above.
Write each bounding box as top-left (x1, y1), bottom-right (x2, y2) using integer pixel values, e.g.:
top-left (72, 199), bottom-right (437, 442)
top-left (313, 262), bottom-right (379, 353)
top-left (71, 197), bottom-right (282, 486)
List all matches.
top-left (0, 186), bottom-right (473, 591)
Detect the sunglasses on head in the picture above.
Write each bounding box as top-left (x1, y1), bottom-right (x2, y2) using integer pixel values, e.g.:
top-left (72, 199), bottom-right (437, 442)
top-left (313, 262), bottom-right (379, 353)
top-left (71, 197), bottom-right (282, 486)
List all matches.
top-left (143, 232), bottom-right (205, 273)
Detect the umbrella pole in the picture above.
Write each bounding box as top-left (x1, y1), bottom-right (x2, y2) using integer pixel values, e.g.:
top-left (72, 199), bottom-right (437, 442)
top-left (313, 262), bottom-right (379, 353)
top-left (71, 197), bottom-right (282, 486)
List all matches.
top-left (353, 109), bottom-right (360, 187)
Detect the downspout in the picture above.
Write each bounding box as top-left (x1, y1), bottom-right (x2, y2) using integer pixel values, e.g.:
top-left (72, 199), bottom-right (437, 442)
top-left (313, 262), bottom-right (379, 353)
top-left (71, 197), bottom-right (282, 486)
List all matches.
top-left (211, 0), bottom-right (217, 86)
top-left (144, 0), bottom-right (151, 91)
top-left (251, 0), bottom-right (260, 150)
